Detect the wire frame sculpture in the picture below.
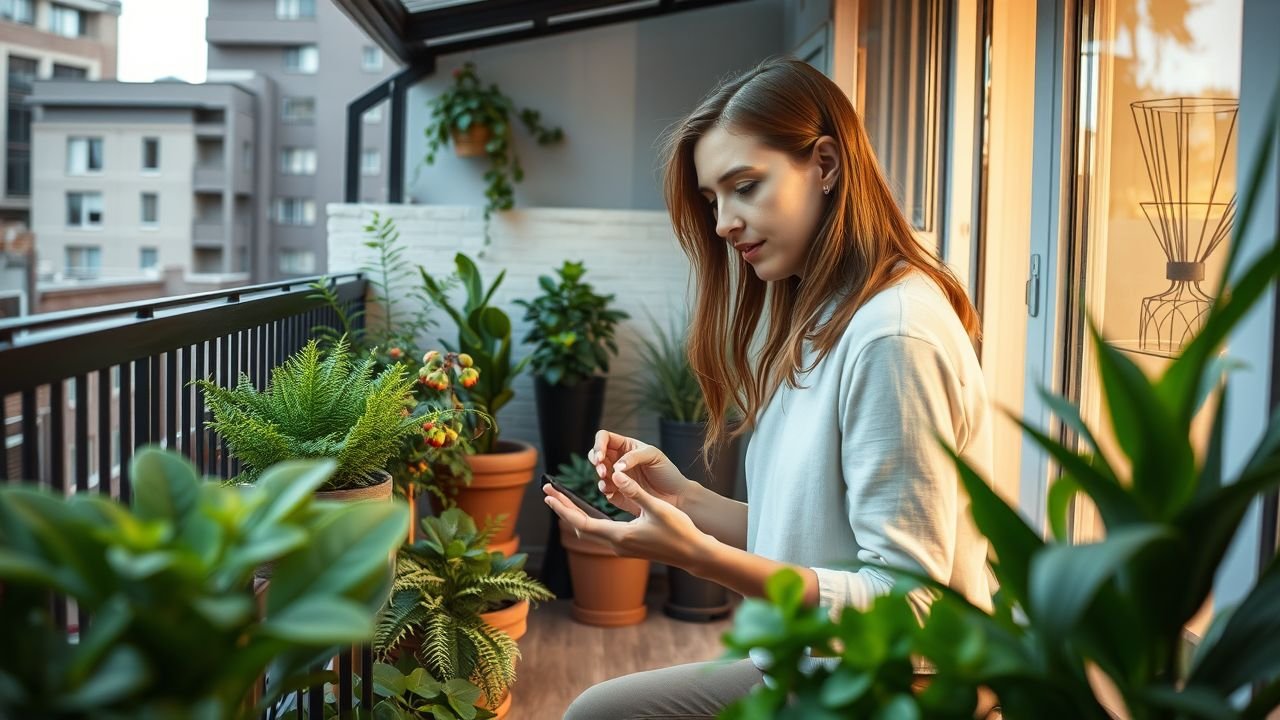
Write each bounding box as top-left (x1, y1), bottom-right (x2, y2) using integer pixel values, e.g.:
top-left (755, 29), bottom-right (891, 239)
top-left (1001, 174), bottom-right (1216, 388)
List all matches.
top-left (1130, 97), bottom-right (1238, 355)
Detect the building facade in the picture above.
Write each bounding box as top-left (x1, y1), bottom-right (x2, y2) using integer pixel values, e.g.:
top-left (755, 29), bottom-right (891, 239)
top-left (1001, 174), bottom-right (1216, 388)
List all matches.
top-left (206, 0), bottom-right (396, 278)
top-left (29, 78), bottom-right (269, 283)
top-left (0, 0), bottom-right (119, 226)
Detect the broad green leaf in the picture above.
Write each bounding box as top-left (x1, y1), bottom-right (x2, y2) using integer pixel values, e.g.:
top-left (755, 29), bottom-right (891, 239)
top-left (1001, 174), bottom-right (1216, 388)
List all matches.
top-left (1189, 553), bottom-right (1280, 694)
top-left (1029, 525), bottom-right (1172, 640)
top-left (247, 458), bottom-right (336, 528)
top-left (819, 667), bottom-right (871, 707)
top-left (267, 501), bottom-right (408, 614)
top-left (131, 448), bottom-right (200, 523)
top-left (191, 594), bottom-right (254, 630)
top-left (57, 646), bottom-right (148, 710)
top-left (260, 595), bottom-right (374, 645)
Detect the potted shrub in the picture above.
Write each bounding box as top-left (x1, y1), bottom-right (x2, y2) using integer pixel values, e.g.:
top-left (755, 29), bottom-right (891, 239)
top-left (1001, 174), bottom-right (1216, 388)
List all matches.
top-left (375, 508), bottom-right (553, 719)
top-left (621, 316), bottom-right (740, 621)
top-left (0, 448), bottom-right (409, 717)
top-left (554, 453), bottom-right (651, 627)
top-left (515, 260), bottom-right (629, 594)
top-left (421, 253), bottom-right (536, 556)
top-left (423, 62), bottom-right (565, 244)
top-left (277, 660), bottom-right (497, 719)
top-left (717, 175), bottom-right (1280, 717)
top-left (196, 336), bottom-right (430, 503)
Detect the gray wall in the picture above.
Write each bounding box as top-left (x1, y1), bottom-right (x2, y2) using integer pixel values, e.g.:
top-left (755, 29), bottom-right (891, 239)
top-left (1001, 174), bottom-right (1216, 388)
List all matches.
top-left (405, 0), bottom-right (786, 212)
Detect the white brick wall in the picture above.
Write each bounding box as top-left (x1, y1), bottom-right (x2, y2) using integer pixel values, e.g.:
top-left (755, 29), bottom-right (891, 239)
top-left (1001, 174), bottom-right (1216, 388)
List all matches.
top-left (327, 202), bottom-right (701, 552)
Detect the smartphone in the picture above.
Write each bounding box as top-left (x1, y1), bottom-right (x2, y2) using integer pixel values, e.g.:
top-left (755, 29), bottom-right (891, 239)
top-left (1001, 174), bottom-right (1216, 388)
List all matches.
top-left (543, 473), bottom-right (612, 521)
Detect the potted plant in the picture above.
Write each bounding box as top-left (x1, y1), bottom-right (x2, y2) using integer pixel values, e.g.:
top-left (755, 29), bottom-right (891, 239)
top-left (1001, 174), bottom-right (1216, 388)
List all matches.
top-left (621, 316), bottom-right (740, 622)
top-left (423, 62), bottom-right (565, 244)
top-left (554, 453), bottom-right (651, 627)
top-left (421, 252), bottom-right (536, 556)
top-left (0, 448), bottom-right (409, 717)
top-left (717, 171), bottom-right (1280, 717)
top-left (196, 336), bottom-right (430, 503)
top-left (375, 508), bottom-right (553, 719)
top-left (276, 660), bottom-right (497, 719)
top-left (515, 260), bottom-right (629, 594)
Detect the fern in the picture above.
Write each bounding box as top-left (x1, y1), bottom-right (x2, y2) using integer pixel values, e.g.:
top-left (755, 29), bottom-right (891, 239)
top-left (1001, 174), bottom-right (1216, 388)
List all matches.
top-left (194, 336), bottom-right (425, 489)
top-left (374, 508), bottom-right (554, 700)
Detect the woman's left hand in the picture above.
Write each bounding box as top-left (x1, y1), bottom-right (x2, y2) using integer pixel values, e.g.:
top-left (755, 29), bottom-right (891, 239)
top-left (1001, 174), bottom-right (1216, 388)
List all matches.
top-left (543, 469), bottom-right (714, 571)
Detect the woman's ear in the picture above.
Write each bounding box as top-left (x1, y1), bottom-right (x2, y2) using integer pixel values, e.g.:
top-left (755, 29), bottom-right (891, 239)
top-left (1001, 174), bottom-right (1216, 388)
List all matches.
top-left (812, 135), bottom-right (840, 189)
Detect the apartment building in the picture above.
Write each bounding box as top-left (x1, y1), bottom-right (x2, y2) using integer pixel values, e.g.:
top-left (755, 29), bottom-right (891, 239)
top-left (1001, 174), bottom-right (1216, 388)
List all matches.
top-left (206, 0), bottom-right (396, 278)
top-left (28, 77), bottom-right (272, 282)
top-left (0, 0), bottom-right (120, 226)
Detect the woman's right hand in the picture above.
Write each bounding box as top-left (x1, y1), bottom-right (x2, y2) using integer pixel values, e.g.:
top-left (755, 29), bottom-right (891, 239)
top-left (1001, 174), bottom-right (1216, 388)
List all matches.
top-left (588, 430), bottom-right (694, 516)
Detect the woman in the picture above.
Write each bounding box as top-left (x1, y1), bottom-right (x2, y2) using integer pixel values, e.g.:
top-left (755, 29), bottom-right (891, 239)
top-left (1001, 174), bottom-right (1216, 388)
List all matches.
top-left (545, 56), bottom-right (994, 719)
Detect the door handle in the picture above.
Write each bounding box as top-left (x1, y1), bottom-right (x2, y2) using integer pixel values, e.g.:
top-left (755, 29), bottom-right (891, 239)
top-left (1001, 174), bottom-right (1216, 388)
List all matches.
top-left (1026, 253), bottom-right (1041, 318)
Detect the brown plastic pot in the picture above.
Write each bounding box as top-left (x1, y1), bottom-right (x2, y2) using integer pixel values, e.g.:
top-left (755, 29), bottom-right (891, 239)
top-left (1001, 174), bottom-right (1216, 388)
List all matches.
top-left (560, 526), bottom-right (650, 627)
top-left (452, 124), bottom-right (492, 157)
top-left (456, 440), bottom-right (537, 549)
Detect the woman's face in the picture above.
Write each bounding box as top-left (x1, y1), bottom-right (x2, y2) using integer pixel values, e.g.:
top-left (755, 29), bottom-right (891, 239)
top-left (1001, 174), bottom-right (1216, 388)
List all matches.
top-left (693, 125), bottom-right (831, 282)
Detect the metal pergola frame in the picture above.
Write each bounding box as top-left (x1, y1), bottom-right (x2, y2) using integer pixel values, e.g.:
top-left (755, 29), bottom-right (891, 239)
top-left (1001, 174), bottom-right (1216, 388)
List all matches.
top-left (334, 0), bottom-right (749, 202)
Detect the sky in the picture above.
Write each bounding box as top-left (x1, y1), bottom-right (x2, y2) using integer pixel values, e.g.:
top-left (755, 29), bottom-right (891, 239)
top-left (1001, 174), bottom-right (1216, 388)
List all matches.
top-left (117, 0), bottom-right (209, 83)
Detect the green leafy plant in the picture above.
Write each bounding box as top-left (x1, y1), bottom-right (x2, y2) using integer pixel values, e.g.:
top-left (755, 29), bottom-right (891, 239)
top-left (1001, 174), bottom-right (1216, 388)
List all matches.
top-left (276, 660), bottom-right (496, 720)
top-left (420, 253), bottom-right (530, 453)
top-left (717, 118), bottom-right (1280, 719)
top-left (374, 508), bottom-right (553, 704)
top-left (514, 261), bottom-right (629, 387)
top-left (399, 351), bottom-right (494, 506)
top-left (423, 62), bottom-right (565, 243)
top-left (0, 448), bottom-right (409, 718)
top-left (555, 453), bottom-right (634, 522)
top-left (195, 336), bottom-right (426, 490)
top-left (309, 211), bottom-right (444, 361)
top-left (618, 314), bottom-right (707, 423)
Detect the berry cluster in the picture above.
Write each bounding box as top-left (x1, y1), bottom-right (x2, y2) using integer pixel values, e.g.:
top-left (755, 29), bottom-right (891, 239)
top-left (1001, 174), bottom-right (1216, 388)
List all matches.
top-left (417, 350), bottom-right (479, 391)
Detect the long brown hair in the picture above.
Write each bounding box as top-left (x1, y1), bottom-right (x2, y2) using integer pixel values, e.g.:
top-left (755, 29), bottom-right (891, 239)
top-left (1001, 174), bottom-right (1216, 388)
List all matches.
top-left (660, 56), bottom-right (980, 453)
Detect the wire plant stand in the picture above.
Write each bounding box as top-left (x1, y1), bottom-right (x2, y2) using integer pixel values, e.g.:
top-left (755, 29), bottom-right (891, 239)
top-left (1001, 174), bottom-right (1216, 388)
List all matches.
top-left (1130, 96), bottom-right (1238, 356)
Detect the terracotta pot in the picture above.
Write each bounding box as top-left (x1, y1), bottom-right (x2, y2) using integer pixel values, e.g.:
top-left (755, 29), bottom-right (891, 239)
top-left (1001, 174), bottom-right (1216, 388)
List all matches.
top-left (560, 526), bottom-right (650, 626)
top-left (483, 690), bottom-right (512, 719)
top-left (456, 440), bottom-right (537, 547)
top-left (480, 598), bottom-right (530, 642)
top-left (452, 124), bottom-right (492, 157)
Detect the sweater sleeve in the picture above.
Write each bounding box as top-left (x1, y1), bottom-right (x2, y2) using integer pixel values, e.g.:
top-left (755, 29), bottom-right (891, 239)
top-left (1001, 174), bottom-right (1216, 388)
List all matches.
top-left (810, 334), bottom-right (967, 620)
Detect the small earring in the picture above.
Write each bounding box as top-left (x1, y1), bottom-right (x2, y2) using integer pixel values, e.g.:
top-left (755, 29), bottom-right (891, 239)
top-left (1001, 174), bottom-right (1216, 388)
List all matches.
top-left (822, 184), bottom-right (830, 196)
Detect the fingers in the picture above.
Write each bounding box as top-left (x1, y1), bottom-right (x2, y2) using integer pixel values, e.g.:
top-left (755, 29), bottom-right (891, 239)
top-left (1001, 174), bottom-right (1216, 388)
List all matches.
top-left (590, 429), bottom-right (639, 479)
top-left (610, 469), bottom-right (661, 515)
top-left (613, 445), bottom-right (663, 474)
top-left (543, 485), bottom-right (625, 544)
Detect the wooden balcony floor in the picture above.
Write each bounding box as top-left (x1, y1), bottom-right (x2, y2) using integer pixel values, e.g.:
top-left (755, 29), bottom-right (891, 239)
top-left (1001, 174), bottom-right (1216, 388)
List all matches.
top-left (511, 587), bottom-right (738, 719)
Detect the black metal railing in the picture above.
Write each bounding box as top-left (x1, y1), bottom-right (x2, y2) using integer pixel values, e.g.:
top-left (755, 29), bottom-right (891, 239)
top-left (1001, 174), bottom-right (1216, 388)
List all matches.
top-left (0, 273), bottom-right (370, 718)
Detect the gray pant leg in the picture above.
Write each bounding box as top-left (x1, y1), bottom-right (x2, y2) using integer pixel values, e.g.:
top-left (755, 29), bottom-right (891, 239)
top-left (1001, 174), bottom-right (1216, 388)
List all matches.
top-left (563, 658), bottom-right (763, 720)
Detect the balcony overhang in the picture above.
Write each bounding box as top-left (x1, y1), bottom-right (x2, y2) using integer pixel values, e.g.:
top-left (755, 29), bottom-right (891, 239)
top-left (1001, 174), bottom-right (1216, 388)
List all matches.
top-left (331, 0), bottom-right (750, 67)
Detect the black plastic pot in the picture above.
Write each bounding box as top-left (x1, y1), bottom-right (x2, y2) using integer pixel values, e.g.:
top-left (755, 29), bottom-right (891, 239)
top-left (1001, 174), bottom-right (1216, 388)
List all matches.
top-left (535, 374), bottom-right (607, 597)
top-left (660, 418), bottom-right (740, 622)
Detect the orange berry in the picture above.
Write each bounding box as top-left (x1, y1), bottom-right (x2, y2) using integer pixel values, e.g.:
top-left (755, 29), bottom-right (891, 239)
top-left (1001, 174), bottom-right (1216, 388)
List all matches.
top-left (458, 353), bottom-right (474, 368)
top-left (389, 347), bottom-right (403, 359)
top-left (422, 350), bottom-right (440, 365)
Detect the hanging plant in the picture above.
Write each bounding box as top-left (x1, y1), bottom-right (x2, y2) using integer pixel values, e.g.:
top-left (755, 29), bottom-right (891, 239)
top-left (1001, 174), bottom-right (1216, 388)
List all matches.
top-left (423, 62), bottom-right (565, 244)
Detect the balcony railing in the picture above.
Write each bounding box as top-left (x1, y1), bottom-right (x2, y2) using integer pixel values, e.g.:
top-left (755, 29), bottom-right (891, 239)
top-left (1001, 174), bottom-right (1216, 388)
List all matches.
top-left (0, 273), bottom-right (369, 717)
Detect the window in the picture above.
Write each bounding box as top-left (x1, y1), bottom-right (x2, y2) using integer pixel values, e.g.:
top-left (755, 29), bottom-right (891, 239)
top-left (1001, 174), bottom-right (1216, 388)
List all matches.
top-left (275, 0), bottom-right (314, 19)
top-left (273, 198), bottom-right (315, 226)
top-left (362, 46), bottom-right (383, 72)
top-left (65, 245), bottom-right (101, 278)
top-left (279, 249), bottom-right (316, 275)
top-left (49, 3), bottom-right (83, 37)
top-left (283, 45), bottom-right (319, 74)
top-left (363, 104), bottom-right (383, 123)
top-left (67, 137), bottom-right (103, 174)
top-left (142, 137), bottom-right (159, 170)
top-left (6, 55), bottom-right (36, 197)
top-left (66, 192), bottom-right (103, 228)
top-left (52, 63), bottom-right (87, 79)
top-left (280, 147), bottom-right (317, 175)
top-left (0, 0), bottom-right (34, 24)
top-left (242, 141), bottom-right (252, 167)
top-left (140, 193), bottom-right (158, 225)
top-left (282, 96), bottom-right (315, 123)
top-left (361, 149), bottom-right (381, 176)
top-left (855, 0), bottom-right (950, 237)
top-left (140, 247), bottom-right (158, 270)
